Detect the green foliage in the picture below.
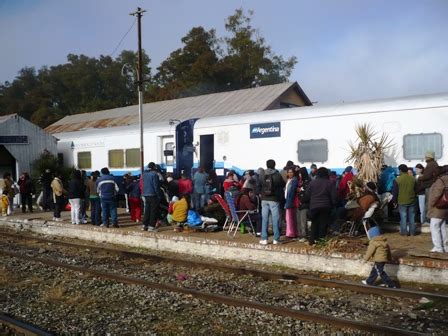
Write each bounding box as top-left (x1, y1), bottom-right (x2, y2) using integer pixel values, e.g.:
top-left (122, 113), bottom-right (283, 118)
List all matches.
top-left (0, 8), bottom-right (297, 127)
top-left (31, 150), bottom-right (74, 189)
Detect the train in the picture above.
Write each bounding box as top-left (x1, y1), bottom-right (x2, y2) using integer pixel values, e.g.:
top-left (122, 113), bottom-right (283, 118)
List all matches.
top-left (54, 92), bottom-right (448, 177)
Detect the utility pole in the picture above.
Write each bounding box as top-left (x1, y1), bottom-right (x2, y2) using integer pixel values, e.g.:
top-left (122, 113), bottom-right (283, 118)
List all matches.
top-left (130, 7), bottom-right (146, 177)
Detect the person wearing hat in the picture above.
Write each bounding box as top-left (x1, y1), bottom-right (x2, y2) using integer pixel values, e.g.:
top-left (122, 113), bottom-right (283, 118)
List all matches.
top-left (418, 150), bottom-right (439, 217)
top-left (392, 164), bottom-right (416, 236)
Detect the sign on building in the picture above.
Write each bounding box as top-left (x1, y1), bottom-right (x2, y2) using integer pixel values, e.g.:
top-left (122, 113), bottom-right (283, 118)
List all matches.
top-left (249, 122), bottom-right (281, 139)
top-left (0, 135), bottom-right (28, 144)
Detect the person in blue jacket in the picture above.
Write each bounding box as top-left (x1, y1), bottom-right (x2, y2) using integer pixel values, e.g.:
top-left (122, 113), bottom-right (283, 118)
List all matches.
top-left (142, 162), bottom-right (161, 231)
top-left (96, 167), bottom-right (119, 228)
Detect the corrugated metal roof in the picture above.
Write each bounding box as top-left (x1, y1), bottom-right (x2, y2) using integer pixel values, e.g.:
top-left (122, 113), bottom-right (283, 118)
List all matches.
top-left (46, 82), bottom-right (308, 134)
top-left (0, 114), bottom-right (16, 124)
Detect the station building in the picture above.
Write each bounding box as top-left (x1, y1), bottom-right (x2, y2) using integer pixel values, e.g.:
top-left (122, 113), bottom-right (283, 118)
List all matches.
top-left (0, 114), bottom-right (58, 180)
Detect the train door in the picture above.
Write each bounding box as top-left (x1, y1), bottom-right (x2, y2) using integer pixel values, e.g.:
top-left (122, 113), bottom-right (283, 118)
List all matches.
top-left (0, 146), bottom-right (17, 181)
top-left (200, 134), bottom-right (214, 172)
top-left (161, 136), bottom-right (175, 171)
top-left (175, 119), bottom-right (197, 177)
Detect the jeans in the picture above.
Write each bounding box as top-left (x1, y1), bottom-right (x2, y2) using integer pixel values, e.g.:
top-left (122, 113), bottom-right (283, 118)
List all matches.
top-left (101, 198), bottom-right (118, 226)
top-left (430, 218), bottom-right (447, 252)
top-left (89, 197), bottom-right (101, 225)
top-left (296, 208), bottom-right (308, 237)
top-left (398, 204), bottom-right (416, 235)
top-left (193, 192), bottom-right (206, 210)
top-left (417, 194), bottom-right (426, 224)
top-left (261, 200), bottom-right (280, 241)
top-left (366, 262), bottom-right (395, 287)
top-left (309, 207), bottom-right (331, 244)
top-left (69, 198), bottom-right (81, 224)
top-left (143, 196), bottom-right (159, 229)
top-left (20, 193), bottom-right (33, 212)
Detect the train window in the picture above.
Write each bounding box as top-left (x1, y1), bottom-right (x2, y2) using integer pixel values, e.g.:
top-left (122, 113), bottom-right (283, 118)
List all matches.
top-left (108, 149), bottom-right (124, 168)
top-left (125, 148), bottom-right (140, 167)
top-left (165, 142), bottom-right (174, 166)
top-left (77, 152), bottom-right (91, 169)
top-left (297, 139), bottom-right (328, 163)
top-left (403, 133), bottom-right (443, 160)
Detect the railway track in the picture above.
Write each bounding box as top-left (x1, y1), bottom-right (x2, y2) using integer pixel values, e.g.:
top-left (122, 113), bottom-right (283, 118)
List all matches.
top-left (0, 313), bottom-right (54, 336)
top-left (3, 231), bottom-right (447, 303)
top-left (1, 249), bottom-right (425, 336)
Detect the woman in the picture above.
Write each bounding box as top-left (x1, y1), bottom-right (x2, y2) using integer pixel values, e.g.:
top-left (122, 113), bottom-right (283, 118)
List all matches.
top-left (304, 167), bottom-right (336, 245)
top-left (169, 194), bottom-right (190, 232)
top-left (127, 176), bottom-right (142, 223)
top-left (415, 163), bottom-right (426, 224)
top-left (18, 172), bottom-right (34, 213)
top-left (68, 170), bottom-right (85, 225)
top-left (297, 167), bottom-right (310, 240)
top-left (427, 165), bottom-right (448, 253)
top-left (284, 168), bottom-right (299, 238)
top-left (86, 171), bottom-right (101, 225)
top-left (236, 187), bottom-right (260, 234)
top-left (3, 172), bottom-right (15, 214)
top-left (223, 172), bottom-right (240, 192)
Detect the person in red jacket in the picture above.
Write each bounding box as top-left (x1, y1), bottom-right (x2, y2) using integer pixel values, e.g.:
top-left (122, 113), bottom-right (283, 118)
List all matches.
top-left (223, 172), bottom-right (240, 192)
top-left (338, 166), bottom-right (355, 204)
top-left (178, 172), bottom-right (193, 195)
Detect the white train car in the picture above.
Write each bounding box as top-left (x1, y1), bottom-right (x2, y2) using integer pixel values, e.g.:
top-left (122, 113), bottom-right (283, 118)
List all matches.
top-left (192, 93), bottom-right (448, 176)
top-left (55, 122), bottom-right (177, 175)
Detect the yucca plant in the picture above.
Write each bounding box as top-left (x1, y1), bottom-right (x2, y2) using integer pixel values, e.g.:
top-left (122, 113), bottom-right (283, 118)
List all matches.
top-left (346, 123), bottom-right (392, 184)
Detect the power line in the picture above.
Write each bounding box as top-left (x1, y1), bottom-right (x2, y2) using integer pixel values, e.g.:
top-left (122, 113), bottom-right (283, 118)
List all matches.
top-left (109, 18), bottom-right (137, 57)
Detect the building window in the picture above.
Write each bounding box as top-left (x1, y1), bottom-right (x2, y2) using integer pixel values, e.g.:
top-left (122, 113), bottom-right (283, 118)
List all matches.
top-left (108, 150), bottom-right (124, 168)
top-left (403, 133), bottom-right (443, 160)
top-left (297, 139), bottom-right (328, 163)
top-left (125, 148), bottom-right (140, 167)
top-left (77, 152), bottom-right (91, 169)
top-left (165, 142), bottom-right (174, 166)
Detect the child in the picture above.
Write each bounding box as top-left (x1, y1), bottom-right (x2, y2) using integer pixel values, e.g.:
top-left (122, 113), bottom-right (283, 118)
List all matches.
top-left (1, 190), bottom-right (10, 216)
top-left (362, 231), bottom-right (397, 288)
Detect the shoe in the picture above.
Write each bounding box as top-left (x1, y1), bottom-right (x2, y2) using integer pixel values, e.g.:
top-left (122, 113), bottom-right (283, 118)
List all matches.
top-left (136, 219), bottom-right (140, 223)
top-left (273, 240), bottom-right (281, 245)
top-left (361, 280), bottom-right (368, 285)
top-left (298, 238), bottom-right (307, 243)
top-left (256, 232), bottom-right (261, 237)
top-left (52, 217), bottom-right (57, 221)
top-left (100, 224), bottom-right (106, 227)
top-left (142, 226), bottom-right (148, 231)
top-left (259, 240), bottom-right (268, 245)
top-left (112, 224), bottom-right (119, 228)
top-left (388, 285), bottom-right (398, 289)
top-left (55, 218), bottom-right (63, 222)
top-left (147, 226), bottom-right (157, 232)
top-left (430, 248), bottom-right (443, 253)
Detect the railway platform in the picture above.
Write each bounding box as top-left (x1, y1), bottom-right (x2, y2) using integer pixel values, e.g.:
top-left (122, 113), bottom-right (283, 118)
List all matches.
top-left (1, 209), bottom-right (447, 286)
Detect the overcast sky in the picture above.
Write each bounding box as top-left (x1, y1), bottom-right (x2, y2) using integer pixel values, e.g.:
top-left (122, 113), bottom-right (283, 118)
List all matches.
top-left (1, 0), bottom-right (447, 104)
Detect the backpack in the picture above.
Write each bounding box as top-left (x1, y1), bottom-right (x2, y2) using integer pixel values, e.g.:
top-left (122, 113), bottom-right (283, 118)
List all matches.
top-left (435, 178), bottom-right (448, 209)
top-left (263, 173), bottom-right (276, 196)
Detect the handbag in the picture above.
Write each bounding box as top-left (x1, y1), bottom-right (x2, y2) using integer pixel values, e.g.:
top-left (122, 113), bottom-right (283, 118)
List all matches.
top-left (435, 178), bottom-right (448, 209)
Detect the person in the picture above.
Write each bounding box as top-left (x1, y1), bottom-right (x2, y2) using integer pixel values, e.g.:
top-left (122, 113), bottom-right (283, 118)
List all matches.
top-left (3, 172), bottom-right (15, 214)
top-left (68, 170), bottom-right (85, 225)
top-left (418, 151), bottom-right (439, 219)
top-left (1, 190), bottom-right (10, 216)
top-left (281, 160), bottom-right (295, 182)
top-left (309, 164), bottom-right (318, 180)
top-left (51, 173), bottom-right (65, 221)
top-left (259, 159), bottom-right (285, 245)
top-left (142, 162), bottom-right (161, 231)
top-left (192, 167), bottom-right (208, 211)
top-left (241, 170), bottom-right (257, 191)
top-left (407, 168), bottom-right (414, 176)
top-left (392, 164), bottom-right (416, 236)
top-left (350, 182), bottom-right (380, 222)
top-left (96, 167), bottom-right (119, 228)
top-left (338, 166), bottom-right (354, 204)
top-left (297, 167), bottom-right (310, 240)
top-left (127, 176), bottom-right (142, 223)
top-left (79, 170), bottom-right (89, 224)
top-left (166, 173), bottom-right (179, 199)
top-left (122, 173), bottom-right (133, 214)
top-left (40, 169), bottom-right (53, 211)
top-left (86, 171), bottom-right (101, 226)
top-left (18, 172), bottom-right (35, 213)
top-left (236, 187), bottom-right (260, 234)
top-left (223, 172), bottom-right (240, 192)
top-left (362, 231), bottom-right (396, 288)
top-left (284, 168), bottom-right (299, 238)
top-left (169, 194), bottom-right (190, 232)
top-left (415, 163), bottom-right (426, 224)
top-left (378, 165), bottom-right (396, 221)
top-left (178, 172), bottom-right (193, 196)
top-left (427, 165), bottom-right (448, 253)
top-left (305, 167), bottom-right (336, 245)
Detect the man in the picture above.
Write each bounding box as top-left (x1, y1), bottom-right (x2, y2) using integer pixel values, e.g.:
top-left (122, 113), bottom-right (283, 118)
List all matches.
top-left (427, 165), bottom-right (448, 253)
top-left (142, 162), bottom-right (161, 231)
top-left (392, 164), bottom-right (416, 236)
top-left (96, 167), bottom-right (119, 228)
top-left (50, 173), bottom-right (64, 221)
top-left (192, 167), bottom-right (208, 211)
top-left (259, 159), bottom-right (285, 245)
top-left (310, 164), bottom-right (318, 180)
top-left (40, 169), bottom-right (53, 211)
top-left (418, 150), bottom-right (439, 223)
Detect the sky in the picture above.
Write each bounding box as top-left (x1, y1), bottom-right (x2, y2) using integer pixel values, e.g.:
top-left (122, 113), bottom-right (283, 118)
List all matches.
top-left (1, 0), bottom-right (447, 104)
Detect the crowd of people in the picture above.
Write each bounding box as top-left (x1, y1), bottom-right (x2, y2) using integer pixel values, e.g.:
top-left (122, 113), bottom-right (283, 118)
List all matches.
top-left (0, 150), bottom-right (447, 255)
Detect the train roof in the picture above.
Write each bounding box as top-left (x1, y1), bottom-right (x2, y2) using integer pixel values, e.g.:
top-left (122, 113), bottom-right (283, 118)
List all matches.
top-left (194, 92), bottom-right (448, 128)
top-left (46, 82), bottom-right (311, 135)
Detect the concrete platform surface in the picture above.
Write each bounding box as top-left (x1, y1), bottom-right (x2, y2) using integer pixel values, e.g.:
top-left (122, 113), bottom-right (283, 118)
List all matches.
top-left (1, 209), bottom-right (447, 286)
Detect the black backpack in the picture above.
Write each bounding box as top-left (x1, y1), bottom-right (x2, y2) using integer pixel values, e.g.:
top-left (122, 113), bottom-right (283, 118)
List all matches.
top-left (263, 173), bottom-right (275, 196)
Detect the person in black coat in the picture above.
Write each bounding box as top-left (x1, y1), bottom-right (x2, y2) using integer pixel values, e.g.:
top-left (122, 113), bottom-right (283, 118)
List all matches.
top-left (18, 172), bottom-right (35, 213)
top-left (68, 170), bottom-right (86, 225)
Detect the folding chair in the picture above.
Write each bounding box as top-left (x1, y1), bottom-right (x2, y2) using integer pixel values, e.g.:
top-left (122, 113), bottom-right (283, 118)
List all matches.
top-left (362, 202), bottom-right (380, 239)
top-left (224, 191), bottom-right (256, 238)
top-left (213, 193), bottom-right (232, 230)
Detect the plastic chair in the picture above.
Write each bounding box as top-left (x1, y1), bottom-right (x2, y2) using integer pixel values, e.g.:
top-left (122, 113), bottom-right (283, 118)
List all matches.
top-left (224, 191), bottom-right (256, 238)
top-left (213, 193), bottom-right (232, 230)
